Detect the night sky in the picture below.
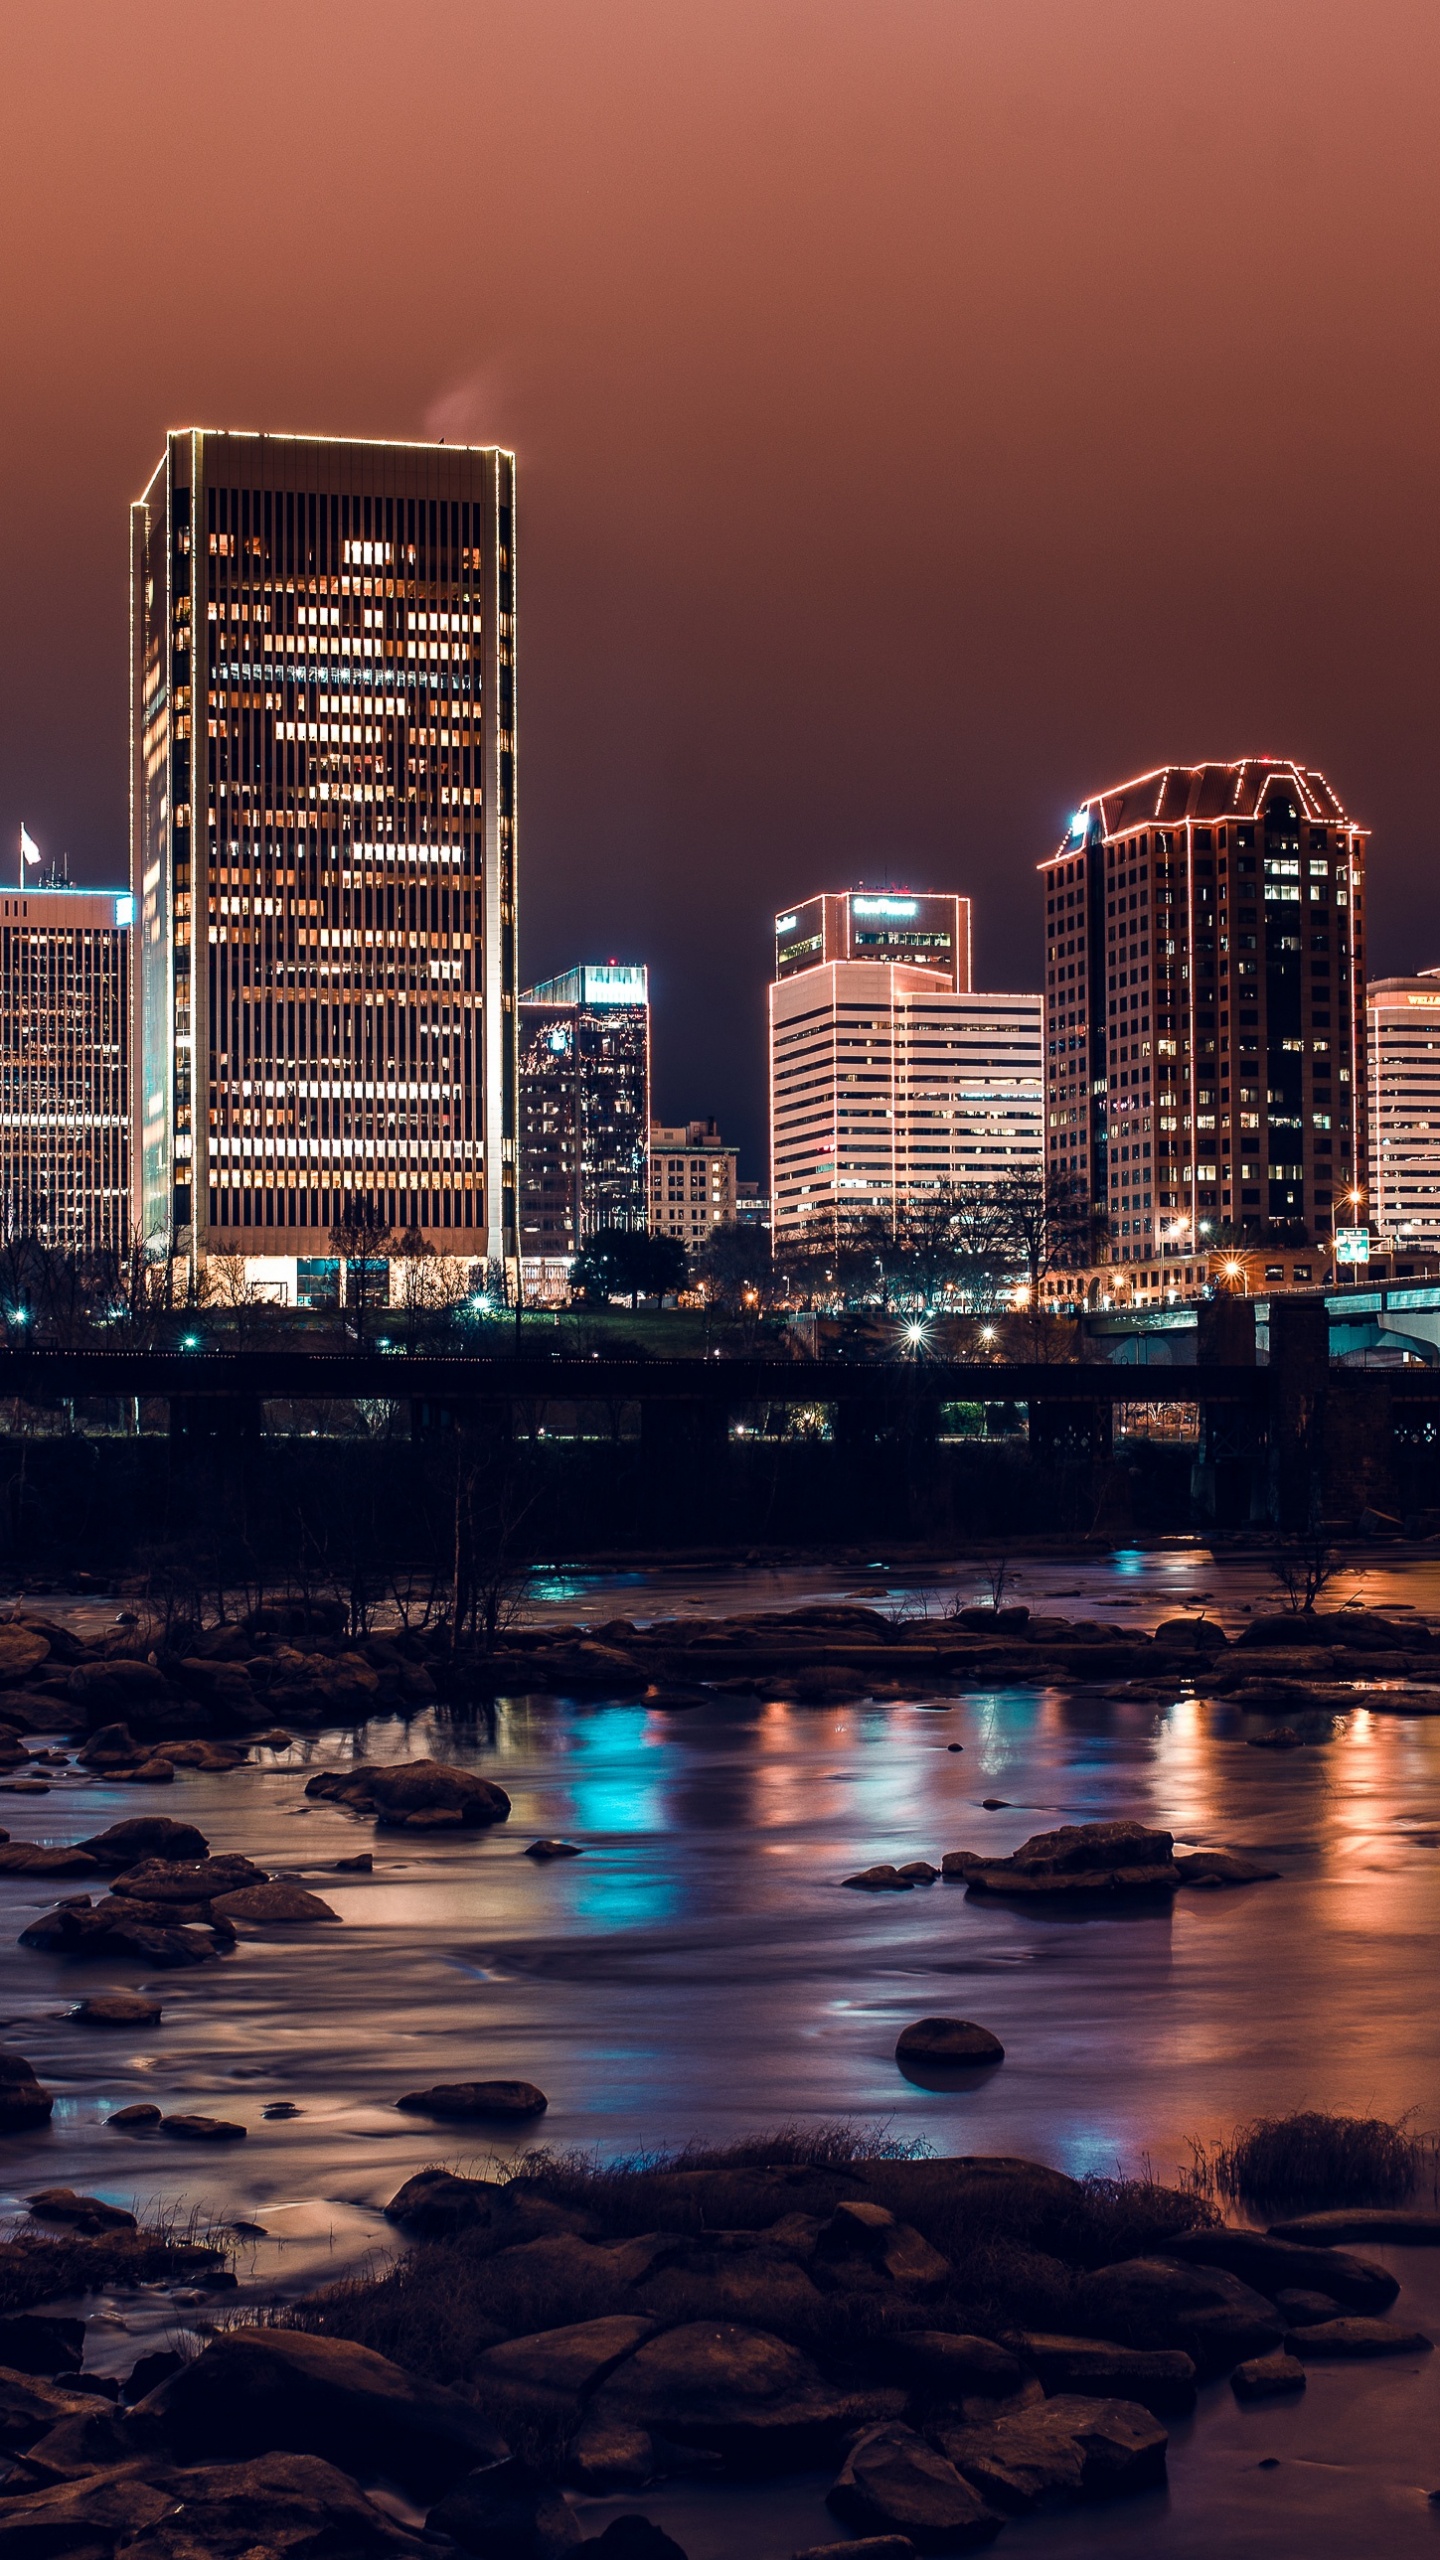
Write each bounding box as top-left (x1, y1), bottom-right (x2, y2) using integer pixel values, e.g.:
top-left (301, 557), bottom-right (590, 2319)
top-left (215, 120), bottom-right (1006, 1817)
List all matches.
top-left (4, 0), bottom-right (1438, 1175)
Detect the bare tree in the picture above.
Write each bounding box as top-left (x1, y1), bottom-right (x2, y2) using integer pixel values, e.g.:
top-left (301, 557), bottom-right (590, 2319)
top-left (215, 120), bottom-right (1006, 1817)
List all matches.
top-left (329, 1196), bottom-right (395, 1350)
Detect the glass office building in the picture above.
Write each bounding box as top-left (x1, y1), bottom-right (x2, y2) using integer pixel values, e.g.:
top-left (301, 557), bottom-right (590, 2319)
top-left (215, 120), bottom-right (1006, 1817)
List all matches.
top-left (130, 430), bottom-right (518, 1276)
top-left (519, 965), bottom-right (650, 1283)
top-left (0, 887), bottom-right (130, 1252)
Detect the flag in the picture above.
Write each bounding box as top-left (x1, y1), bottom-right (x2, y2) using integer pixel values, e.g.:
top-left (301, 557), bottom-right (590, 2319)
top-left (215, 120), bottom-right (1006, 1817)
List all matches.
top-left (19, 825), bottom-right (40, 869)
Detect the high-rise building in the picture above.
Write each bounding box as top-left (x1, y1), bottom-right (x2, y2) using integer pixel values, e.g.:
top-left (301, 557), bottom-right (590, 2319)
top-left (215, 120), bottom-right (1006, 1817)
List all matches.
top-left (1042, 761), bottom-right (1367, 1265)
top-left (649, 1120), bottom-right (738, 1245)
top-left (0, 886), bottom-right (131, 1253)
top-left (130, 430), bottom-right (518, 1278)
top-left (518, 965), bottom-right (650, 1287)
top-left (1368, 973), bottom-right (1440, 1247)
top-left (769, 909), bottom-right (1042, 1239)
top-left (775, 889), bottom-right (970, 989)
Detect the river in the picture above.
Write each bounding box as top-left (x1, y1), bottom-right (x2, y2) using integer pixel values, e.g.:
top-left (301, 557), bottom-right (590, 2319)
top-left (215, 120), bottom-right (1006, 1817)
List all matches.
top-left (2, 1543), bottom-right (1440, 2555)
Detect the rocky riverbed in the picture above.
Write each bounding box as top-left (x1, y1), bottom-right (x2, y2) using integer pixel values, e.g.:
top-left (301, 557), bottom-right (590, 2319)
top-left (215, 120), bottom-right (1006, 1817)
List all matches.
top-left (2, 1550), bottom-right (1440, 2551)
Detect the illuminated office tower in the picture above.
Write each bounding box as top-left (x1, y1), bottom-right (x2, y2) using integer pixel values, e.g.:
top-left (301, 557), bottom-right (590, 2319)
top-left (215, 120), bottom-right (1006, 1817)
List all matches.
top-left (1041, 760), bottom-right (1368, 1266)
top-left (774, 888), bottom-right (970, 989)
top-left (0, 885), bottom-right (131, 1252)
top-left (518, 965), bottom-right (650, 1287)
top-left (1368, 973), bottom-right (1440, 1247)
top-left (130, 430), bottom-right (518, 1275)
top-left (769, 884), bottom-right (1039, 1240)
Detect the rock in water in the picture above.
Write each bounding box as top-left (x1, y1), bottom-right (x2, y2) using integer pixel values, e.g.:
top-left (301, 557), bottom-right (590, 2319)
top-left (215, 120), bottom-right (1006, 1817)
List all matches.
top-left (160, 2114), bottom-right (248, 2142)
top-left (78, 1817), bottom-right (209, 1866)
top-left (0, 2315), bottom-right (84, 2378)
top-left (136, 2450), bottom-right (406, 2554)
top-left (304, 1760), bottom-right (511, 1828)
top-left (526, 1838), bottom-right (585, 1859)
top-left (841, 1865), bottom-right (915, 1891)
top-left (107, 2103), bottom-right (162, 2130)
top-left (576, 2521), bottom-right (691, 2559)
top-left (895, 2019), bottom-right (1004, 2067)
top-left (1233, 2352), bottom-right (1306, 2400)
top-left (1291, 2319), bottom-right (1433, 2358)
top-left (0, 2049), bottom-right (53, 2133)
top-left (827, 2422), bottom-right (1001, 2547)
top-left (428, 2461), bottom-right (583, 2554)
top-left (28, 2189), bottom-right (137, 2235)
top-left (209, 1881), bottom-right (340, 1924)
top-left (965, 1820), bottom-right (1180, 1899)
top-left (933, 2394), bottom-right (1168, 2511)
top-left (395, 2080), bottom-right (549, 2120)
top-left (132, 2326), bottom-right (510, 2497)
top-left (889, 2333), bottom-right (1022, 2399)
top-left (1071, 2257), bottom-right (1282, 2375)
top-left (1009, 2334), bottom-right (1196, 2416)
top-left (70, 1992), bottom-right (163, 2025)
top-left (586, 2321), bottom-right (862, 2470)
top-left (384, 2167), bottom-right (497, 2237)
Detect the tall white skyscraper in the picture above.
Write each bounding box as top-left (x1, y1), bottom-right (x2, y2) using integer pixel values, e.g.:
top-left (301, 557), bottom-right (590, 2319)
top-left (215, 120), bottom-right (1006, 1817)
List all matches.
top-left (768, 890), bottom-right (1041, 1241)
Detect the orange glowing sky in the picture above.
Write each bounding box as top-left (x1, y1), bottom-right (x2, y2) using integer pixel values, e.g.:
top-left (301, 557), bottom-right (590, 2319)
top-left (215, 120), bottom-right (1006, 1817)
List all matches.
top-left (3, 0), bottom-right (1438, 1165)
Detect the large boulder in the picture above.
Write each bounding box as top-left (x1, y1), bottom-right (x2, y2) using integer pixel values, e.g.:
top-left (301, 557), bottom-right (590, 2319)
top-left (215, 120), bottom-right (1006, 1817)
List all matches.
top-left (0, 1626), bottom-right (51, 1686)
top-left (889, 2334), bottom-right (1022, 2402)
top-left (122, 2450), bottom-right (410, 2556)
top-left (0, 2316), bottom-right (84, 2379)
top-left (815, 2202), bottom-right (950, 2295)
top-left (1173, 1852), bottom-right (1280, 1887)
top-left (28, 2190), bottom-right (137, 2236)
top-left (132, 2326), bottom-right (510, 2495)
top-left (0, 2052), bottom-right (53, 2134)
top-left (633, 2236), bottom-right (828, 2334)
top-left (965, 1822), bottom-right (1180, 1899)
top-left (0, 2464), bottom-right (174, 2554)
top-left (895, 2020), bottom-right (1004, 2068)
top-left (19, 1899), bottom-right (221, 1967)
top-left (428, 2460), bottom-right (582, 2557)
top-left (77, 1817), bottom-right (209, 1866)
top-left (70, 1993), bottom-right (164, 2026)
top-left (109, 1856), bottom-right (265, 1905)
top-left (304, 1760), bottom-right (511, 1828)
top-left (0, 2369), bottom-right (99, 2452)
top-left (586, 2323), bottom-right (863, 2471)
top-left (384, 2168), bottom-right (498, 2239)
top-left (934, 2394), bottom-right (1168, 2511)
top-left (1152, 1618), bottom-right (1227, 1655)
top-left (1070, 2258), bottom-right (1282, 2376)
top-left (826, 2421), bottom-right (1001, 2548)
top-left (1165, 2227), bottom-right (1399, 2313)
top-left (1008, 2334), bottom-right (1196, 2415)
top-left (473, 2317), bottom-right (656, 2425)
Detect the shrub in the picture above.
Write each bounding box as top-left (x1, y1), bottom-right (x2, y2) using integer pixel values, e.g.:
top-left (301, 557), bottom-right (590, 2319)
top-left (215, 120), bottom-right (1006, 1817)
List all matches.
top-left (1214, 2110), bottom-right (1434, 2211)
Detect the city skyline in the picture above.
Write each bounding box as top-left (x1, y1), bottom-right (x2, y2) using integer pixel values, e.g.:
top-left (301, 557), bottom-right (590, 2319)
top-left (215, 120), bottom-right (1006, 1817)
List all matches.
top-left (7, 1), bottom-right (1438, 1178)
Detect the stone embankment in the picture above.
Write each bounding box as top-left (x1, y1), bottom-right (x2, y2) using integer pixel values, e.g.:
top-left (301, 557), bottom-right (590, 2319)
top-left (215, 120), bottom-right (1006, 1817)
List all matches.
top-left (0, 2144), bottom-right (1416, 2555)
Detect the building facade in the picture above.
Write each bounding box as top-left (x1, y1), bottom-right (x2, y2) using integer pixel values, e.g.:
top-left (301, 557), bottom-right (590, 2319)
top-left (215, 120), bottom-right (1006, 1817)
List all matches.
top-left (769, 954), bottom-right (1043, 1240)
top-left (649, 1120), bottom-right (738, 1245)
top-left (775, 888), bottom-right (971, 989)
top-left (518, 965), bottom-right (650, 1287)
top-left (1368, 973), bottom-right (1440, 1247)
top-left (1042, 760), bottom-right (1367, 1266)
top-left (0, 887), bottom-right (130, 1253)
top-left (130, 429), bottom-right (518, 1278)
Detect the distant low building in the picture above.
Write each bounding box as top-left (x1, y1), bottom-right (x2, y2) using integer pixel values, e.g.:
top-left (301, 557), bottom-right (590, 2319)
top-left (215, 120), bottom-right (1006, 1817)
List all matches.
top-left (519, 964), bottom-right (650, 1296)
top-left (650, 1119), bottom-right (738, 1246)
top-left (735, 1179), bottom-right (770, 1229)
top-left (0, 885), bottom-right (130, 1253)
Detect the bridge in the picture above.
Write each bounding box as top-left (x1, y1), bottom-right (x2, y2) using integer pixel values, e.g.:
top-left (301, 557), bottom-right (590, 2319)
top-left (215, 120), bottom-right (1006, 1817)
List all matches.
top-left (0, 1296), bottom-right (1428, 1532)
